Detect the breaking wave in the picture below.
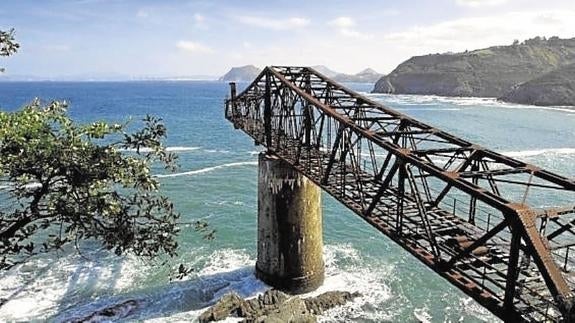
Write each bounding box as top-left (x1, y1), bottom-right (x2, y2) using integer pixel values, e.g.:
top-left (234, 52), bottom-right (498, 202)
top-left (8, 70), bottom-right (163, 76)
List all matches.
top-left (154, 161), bottom-right (257, 178)
top-left (367, 93), bottom-right (575, 114)
top-left (497, 103), bottom-right (575, 114)
top-left (121, 146), bottom-right (201, 153)
top-left (0, 240), bottom-right (497, 322)
top-left (501, 148), bottom-right (575, 158)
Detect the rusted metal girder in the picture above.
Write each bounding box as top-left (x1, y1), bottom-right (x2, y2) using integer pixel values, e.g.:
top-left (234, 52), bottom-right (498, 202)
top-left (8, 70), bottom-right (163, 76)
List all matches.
top-left (225, 66), bottom-right (575, 322)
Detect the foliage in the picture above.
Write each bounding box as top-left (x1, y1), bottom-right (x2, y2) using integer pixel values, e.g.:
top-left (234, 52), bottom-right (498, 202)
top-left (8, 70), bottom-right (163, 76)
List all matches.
top-left (0, 28), bottom-right (19, 72)
top-left (0, 101), bottom-right (212, 270)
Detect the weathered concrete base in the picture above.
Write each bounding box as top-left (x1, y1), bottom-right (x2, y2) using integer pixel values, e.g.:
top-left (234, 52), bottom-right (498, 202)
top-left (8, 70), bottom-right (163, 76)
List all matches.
top-left (256, 153), bottom-right (324, 294)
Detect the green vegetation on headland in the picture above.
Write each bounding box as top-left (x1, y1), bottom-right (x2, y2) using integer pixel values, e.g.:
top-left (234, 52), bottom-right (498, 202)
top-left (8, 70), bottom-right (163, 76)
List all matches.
top-left (372, 37), bottom-right (575, 106)
top-left (220, 65), bottom-right (383, 83)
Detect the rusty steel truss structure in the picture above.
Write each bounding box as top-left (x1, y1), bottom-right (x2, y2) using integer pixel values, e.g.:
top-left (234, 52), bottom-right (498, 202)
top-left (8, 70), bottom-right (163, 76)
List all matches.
top-left (225, 66), bottom-right (575, 322)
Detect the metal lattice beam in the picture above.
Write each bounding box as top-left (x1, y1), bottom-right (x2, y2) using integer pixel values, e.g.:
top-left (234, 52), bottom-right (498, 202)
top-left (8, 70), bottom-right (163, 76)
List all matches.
top-left (225, 66), bottom-right (575, 322)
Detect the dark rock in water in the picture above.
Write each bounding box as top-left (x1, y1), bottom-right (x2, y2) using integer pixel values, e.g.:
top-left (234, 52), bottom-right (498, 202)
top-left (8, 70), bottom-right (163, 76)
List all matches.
top-left (372, 36), bottom-right (575, 98)
top-left (66, 299), bottom-right (139, 323)
top-left (500, 63), bottom-right (575, 106)
top-left (199, 289), bottom-right (361, 323)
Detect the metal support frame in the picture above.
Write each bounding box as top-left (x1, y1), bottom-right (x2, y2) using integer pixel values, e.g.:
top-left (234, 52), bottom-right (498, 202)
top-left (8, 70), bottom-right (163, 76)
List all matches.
top-left (225, 66), bottom-right (575, 322)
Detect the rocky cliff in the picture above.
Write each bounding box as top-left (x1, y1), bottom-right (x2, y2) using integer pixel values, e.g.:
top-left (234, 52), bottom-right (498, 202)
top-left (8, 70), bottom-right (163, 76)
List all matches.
top-left (500, 63), bottom-right (575, 106)
top-left (373, 37), bottom-right (575, 98)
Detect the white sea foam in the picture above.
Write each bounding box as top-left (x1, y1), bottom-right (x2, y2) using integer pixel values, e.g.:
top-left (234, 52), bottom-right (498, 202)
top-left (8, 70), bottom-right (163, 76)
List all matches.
top-left (367, 93), bottom-right (575, 114)
top-left (154, 161), bottom-right (257, 178)
top-left (396, 108), bottom-right (462, 111)
top-left (196, 249), bottom-right (268, 301)
top-left (1, 243), bottom-right (495, 322)
top-left (367, 93), bottom-right (497, 107)
top-left (163, 244), bottom-right (395, 322)
top-left (497, 103), bottom-right (575, 114)
top-left (458, 297), bottom-right (494, 321)
top-left (121, 146), bottom-right (201, 153)
top-left (206, 200), bottom-right (246, 207)
top-left (204, 149), bottom-right (231, 154)
top-left (0, 250), bottom-right (147, 322)
top-left (502, 148), bottom-right (575, 158)
top-left (166, 146), bottom-right (202, 152)
top-left (413, 307), bottom-right (432, 323)
top-left (313, 244), bottom-right (394, 322)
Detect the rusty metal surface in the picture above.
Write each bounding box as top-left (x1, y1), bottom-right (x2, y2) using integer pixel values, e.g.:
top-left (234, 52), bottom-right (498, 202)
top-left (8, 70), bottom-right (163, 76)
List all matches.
top-left (225, 66), bottom-right (575, 322)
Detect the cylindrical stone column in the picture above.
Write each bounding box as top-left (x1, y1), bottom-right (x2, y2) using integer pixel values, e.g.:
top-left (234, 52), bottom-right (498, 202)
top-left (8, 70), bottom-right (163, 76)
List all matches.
top-left (256, 153), bottom-right (324, 294)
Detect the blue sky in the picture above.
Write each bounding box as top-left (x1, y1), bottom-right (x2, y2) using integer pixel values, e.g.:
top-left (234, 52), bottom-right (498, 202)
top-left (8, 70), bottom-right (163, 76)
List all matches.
top-left (1, 0), bottom-right (574, 79)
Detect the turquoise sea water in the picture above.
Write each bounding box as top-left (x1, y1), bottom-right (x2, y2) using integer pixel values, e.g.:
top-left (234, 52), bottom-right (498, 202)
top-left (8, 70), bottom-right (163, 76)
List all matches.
top-left (0, 81), bottom-right (574, 322)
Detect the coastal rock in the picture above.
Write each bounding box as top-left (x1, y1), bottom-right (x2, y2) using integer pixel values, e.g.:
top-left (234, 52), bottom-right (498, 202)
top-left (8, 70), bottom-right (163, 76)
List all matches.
top-left (198, 289), bottom-right (361, 322)
top-left (66, 299), bottom-right (139, 323)
top-left (198, 293), bottom-right (246, 323)
top-left (373, 36), bottom-right (575, 98)
top-left (304, 290), bottom-right (361, 315)
top-left (500, 63), bottom-right (575, 106)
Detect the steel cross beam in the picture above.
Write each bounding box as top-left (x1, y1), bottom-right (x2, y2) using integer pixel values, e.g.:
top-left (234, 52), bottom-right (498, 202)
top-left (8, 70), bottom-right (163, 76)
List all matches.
top-left (225, 66), bottom-right (575, 322)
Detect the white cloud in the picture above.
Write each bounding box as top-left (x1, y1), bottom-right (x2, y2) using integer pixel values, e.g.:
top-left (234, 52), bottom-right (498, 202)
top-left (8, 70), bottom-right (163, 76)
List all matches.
top-left (383, 10), bottom-right (575, 53)
top-left (339, 28), bottom-right (372, 40)
top-left (456, 0), bottom-right (507, 7)
top-left (328, 16), bottom-right (371, 40)
top-left (176, 41), bottom-right (213, 54)
top-left (328, 16), bottom-right (355, 28)
top-left (235, 15), bottom-right (310, 30)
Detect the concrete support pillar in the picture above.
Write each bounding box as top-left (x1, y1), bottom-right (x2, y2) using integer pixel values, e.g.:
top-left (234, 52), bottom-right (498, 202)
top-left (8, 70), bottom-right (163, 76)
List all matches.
top-left (256, 153), bottom-right (324, 294)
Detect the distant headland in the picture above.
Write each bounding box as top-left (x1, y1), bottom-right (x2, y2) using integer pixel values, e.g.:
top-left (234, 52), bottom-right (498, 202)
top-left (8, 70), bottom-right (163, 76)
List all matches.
top-left (219, 65), bottom-right (383, 83)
